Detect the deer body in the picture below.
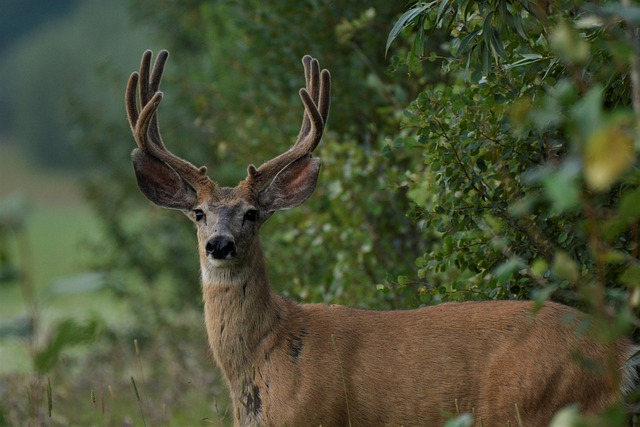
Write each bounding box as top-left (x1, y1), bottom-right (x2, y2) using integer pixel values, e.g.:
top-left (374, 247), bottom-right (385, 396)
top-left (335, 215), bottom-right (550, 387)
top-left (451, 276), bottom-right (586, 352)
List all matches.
top-left (126, 50), bottom-right (637, 426)
top-left (202, 238), bottom-right (633, 426)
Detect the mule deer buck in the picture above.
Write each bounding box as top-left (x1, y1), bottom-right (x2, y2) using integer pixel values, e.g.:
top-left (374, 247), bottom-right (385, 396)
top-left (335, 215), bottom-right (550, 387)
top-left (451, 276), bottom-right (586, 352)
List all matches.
top-left (126, 50), bottom-right (638, 426)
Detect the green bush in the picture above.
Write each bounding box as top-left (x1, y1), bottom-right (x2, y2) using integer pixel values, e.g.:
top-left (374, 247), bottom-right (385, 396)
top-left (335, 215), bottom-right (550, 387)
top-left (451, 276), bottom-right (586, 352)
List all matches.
top-left (385, 1), bottom-right (640, 310)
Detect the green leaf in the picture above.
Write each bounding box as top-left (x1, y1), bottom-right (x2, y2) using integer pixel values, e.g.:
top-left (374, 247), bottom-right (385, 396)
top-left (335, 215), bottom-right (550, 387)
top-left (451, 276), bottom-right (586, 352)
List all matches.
top-left (482, 44), bottom-right (491, 76)
top-left (482, 11), bottom-right (493, 70)
top-left (495, 259), bottom-right (524, 283)
top-left (518, 0), bottom-right (544, 21)
top-left (386, 2), bottom-right (435, 56)
top-left (504, 53), bottom-right (544, 70)
top-left (606, 187), bottom-right (640, 239)
top-left (410, 14), bottom-right (427, 67)
top-left (489, 28), bottom-right (507, 59)
top-left (436, 0), bottom-right (452, 26)
top-left (542, 158), bottom-right (581, 214)
top-left (618, 188), bottom-right (640, 224)
top-left (482, 11), bottom-right (494, 49)
top-left (530, 258), bottom-right (548, 278)
top-left (456, 29), bottom-right (481, 57)
top-left (570, 86), bottom-right (604, 145)
top-left (34, 318), bottom-right (103, 374)
top-left (583, 115), bottom-right (635, 192)
top-left (620, 265), bottom-right (640, 288)
top-left (553, 251), bottom-right (580, 283)
top-left (381, 144), bottom-right (393, 159)
top-left (511, 11), bottom-right (528, 39)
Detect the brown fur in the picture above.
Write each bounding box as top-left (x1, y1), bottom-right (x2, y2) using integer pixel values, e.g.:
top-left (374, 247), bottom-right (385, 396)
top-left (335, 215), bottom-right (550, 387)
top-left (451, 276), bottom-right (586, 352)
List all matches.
top-left (126, 50), bottom-right (637, 427)
top-left (201, 227), bottom-right (634, 427)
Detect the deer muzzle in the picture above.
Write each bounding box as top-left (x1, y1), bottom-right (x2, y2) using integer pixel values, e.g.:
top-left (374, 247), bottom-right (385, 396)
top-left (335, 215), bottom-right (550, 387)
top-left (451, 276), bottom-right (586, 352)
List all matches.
top-left (206, 236), bottom-right (237, 260)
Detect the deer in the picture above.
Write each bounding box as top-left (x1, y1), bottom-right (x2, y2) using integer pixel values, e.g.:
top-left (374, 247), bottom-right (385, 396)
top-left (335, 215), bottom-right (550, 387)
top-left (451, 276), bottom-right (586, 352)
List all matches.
top-left (126, 49), bottom-right (638, 427)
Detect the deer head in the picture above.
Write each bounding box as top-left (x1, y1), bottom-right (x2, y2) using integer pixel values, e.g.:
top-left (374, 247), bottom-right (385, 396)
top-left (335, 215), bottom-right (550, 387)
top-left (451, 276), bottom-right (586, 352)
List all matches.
top-left (126, 50), bottom-right (330, 282)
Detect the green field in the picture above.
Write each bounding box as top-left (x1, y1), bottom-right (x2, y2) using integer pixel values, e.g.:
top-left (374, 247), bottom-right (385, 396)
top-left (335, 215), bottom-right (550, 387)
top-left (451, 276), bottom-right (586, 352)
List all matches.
top-left (0, 142), bottom-right (130, 374)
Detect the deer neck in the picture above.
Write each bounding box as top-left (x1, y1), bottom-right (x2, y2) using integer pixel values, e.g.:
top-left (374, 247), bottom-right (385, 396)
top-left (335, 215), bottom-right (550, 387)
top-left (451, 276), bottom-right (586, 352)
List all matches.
top-left (201, 239), bottom-right (280, 389)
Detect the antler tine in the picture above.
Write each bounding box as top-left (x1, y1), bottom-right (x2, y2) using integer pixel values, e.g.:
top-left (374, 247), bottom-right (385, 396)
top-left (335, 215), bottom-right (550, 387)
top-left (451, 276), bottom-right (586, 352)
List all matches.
top-left (296, 66), bottom-right (331, 153)
top-left (126, 50), bottom-right (210, 188)
top-left (139, 50), bottom-right (153, 106)
top-left (318, 69), bottom-right (331, 132)
top-left (245, 55), bottom-right (331, 191)
top-left (126, 71), bottom-right (141, 141)
top-left (295, 56), bottom-right (320, 147)
top-left (145, 50), bottom-right (169, 149)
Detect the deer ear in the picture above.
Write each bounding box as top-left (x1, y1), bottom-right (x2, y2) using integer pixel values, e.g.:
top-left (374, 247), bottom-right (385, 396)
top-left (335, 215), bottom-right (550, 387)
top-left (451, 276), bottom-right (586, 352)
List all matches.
top-left (258, 155), bottom-right (320, 213)
top-left (131, 148), bottom-right (197, 210)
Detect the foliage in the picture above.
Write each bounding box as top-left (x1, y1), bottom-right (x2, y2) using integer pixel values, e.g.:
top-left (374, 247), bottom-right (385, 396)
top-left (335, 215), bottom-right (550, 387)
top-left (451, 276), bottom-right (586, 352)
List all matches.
top-left (77, 0), bottom-right (429, 310)
top-left (385, 1), bottom-right (640, 310)
top-left (386, 0), bottom-right (547, 76)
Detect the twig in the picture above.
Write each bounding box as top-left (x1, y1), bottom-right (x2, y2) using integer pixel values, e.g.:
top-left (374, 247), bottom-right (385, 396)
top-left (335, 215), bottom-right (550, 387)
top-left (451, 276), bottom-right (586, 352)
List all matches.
top-left (130, 376), bottom-right (147, 427)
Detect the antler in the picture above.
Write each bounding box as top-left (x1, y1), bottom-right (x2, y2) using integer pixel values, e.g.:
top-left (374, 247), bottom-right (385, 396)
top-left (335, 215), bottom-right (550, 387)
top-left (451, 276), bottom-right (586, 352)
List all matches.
top-left (244, 55), bottom-right (331, 191)
top-left (126, 50), bottom-right (210, 191)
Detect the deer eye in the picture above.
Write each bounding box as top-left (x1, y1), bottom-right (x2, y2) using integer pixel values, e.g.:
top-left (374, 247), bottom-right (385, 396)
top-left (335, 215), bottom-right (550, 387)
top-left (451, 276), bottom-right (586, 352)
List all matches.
top-left (243, 209), bottom-right (258, 223)
top-left (194, 209), bottom-right (205, 222)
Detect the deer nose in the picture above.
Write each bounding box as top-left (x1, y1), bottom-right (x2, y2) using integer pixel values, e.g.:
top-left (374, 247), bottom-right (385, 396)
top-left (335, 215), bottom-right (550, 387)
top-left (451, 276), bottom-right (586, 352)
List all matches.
top-left (206, 236), bottom-right (237, 260)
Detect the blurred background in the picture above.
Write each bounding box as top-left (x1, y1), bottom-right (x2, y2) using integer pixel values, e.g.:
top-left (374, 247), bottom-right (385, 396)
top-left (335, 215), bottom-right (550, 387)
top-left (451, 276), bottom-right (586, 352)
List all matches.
top-left (1, 0), bottom-right (152, 370)
top-left (2, 0), bottom-right (640, 425)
